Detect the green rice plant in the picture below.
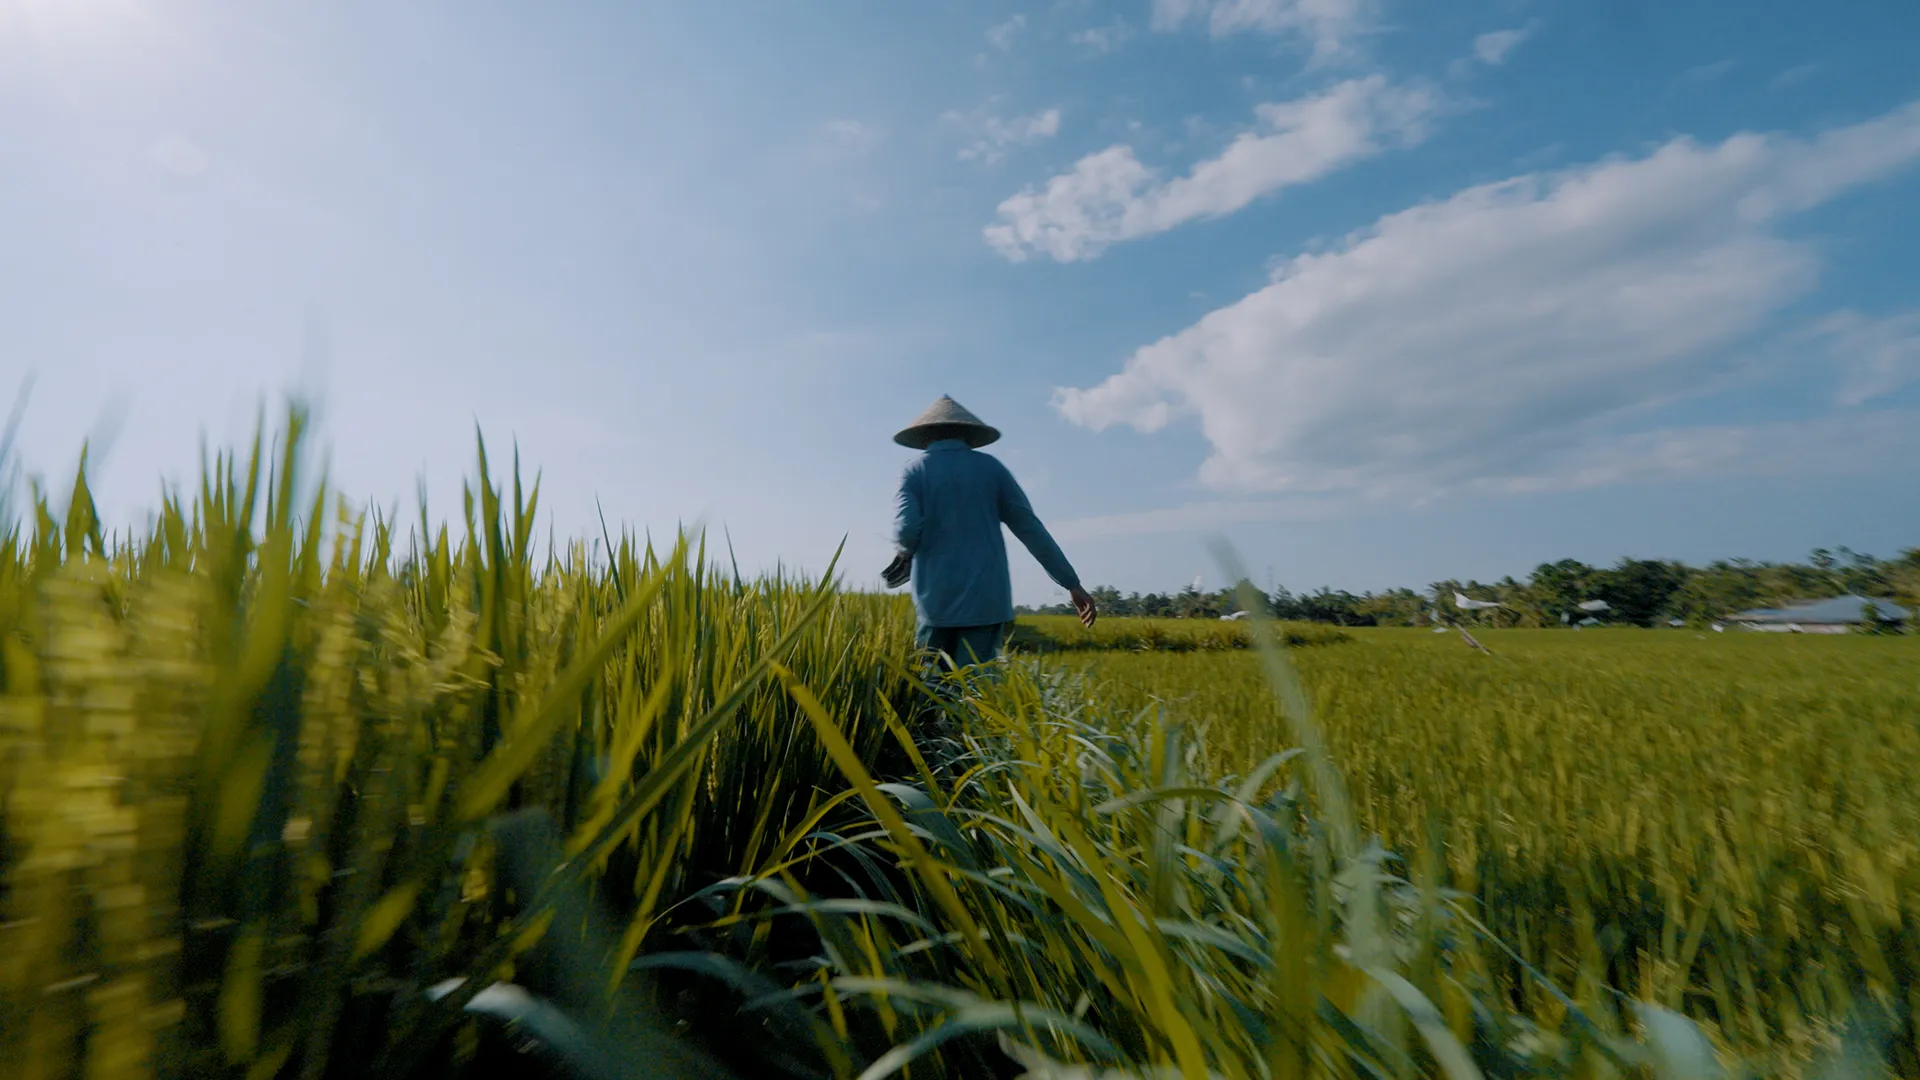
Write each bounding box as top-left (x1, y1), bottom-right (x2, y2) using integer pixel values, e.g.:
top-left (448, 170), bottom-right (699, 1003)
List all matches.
top-left (640, 614), bottom-right (1808, 1080)
top-left (1051, 628), bottom-right (1920, 1075)
top-left (0, 404), bottom-right (1886, 1080)
top-left (1010, 615), bottom-right (1351, 654)
top-left (0, 406), bottom-right (918, 1080)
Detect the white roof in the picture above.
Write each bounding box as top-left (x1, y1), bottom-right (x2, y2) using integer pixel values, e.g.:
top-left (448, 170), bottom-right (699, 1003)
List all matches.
top-left (1730, 595), bottom-right (1908, 624)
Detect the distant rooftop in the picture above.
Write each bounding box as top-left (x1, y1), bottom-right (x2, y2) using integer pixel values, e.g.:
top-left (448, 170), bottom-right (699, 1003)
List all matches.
top-left (1729, 594), bottom-right (1909, 624)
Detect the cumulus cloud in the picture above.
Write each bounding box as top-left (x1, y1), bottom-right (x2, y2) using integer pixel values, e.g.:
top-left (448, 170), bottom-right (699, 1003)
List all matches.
top-left (1151, 0), bottom-right (1372, 58)
top-left (985, 76), bottom-right (1437, 262)
top-left (951, 106), bottom-right (1063, 164)
top-left (1052, 101), bottom-right (1920, 499)
top-left (1472, 26), bottom-right (1531, 65)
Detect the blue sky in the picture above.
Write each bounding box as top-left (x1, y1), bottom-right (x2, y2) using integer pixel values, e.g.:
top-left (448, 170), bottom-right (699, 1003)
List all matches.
top-left (3, 0), bottom-right (1917, 603)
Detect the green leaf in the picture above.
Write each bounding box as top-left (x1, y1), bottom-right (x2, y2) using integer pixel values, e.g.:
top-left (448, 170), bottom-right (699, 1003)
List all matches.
top-left (570, 582), bottom-right (839, 870)
top-left (213, 735), bottom-right (273, 858)
top-left (1363, 966), bottom-right (1486, 1080)
top-left (1090, 785), bottom-right (1238, 816)
top-left (353, 879), bottom-right (424, 961)
top-left (453, 546), bottom-right (675, 822)
top-left (219, 923), bottom-right (265, 1064)
top-left (857, 1003), bottom-right (1116, 1080)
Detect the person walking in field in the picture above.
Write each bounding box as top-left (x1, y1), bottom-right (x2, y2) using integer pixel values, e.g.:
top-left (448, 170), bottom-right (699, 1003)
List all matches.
top-left (882, 395), bottom-right (1096, 672)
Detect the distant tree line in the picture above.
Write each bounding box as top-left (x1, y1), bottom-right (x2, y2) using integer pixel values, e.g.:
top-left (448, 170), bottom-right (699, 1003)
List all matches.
top-left (1018, 547), bottom-right (1920, 628)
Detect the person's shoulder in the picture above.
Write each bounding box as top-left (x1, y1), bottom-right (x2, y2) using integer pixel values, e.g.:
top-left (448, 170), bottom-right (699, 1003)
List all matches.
top-left (976, 451), bottom-right (1018, 484)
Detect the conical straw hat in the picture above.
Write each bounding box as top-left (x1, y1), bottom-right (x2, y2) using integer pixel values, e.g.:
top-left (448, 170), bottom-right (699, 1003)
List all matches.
top-left (893, 395), bottom-right (1001, 449)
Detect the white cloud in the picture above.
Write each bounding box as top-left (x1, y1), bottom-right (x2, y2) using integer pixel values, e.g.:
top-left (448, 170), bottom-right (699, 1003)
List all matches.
top-left (1051, 495), bottom-right (1354, 541)
top-left (987, 14), bottom-right (1027, 52)
top-left (1679, 58), bottom-right (1737, 85)
top-left (1071, 21), bottom-right (1135, 54)
top-left (1492, 410), bottom-right (1920, 494)
top-left (1472, 26), bottom-right (1531, 65)
top-left (1053, 101), bottom-right (1920, 499)
top-left (1772, 63), bottom-right (1821, 89)
top-left (985, 76), bottom-right (1437, 262)
top-left (1150, 0), bottom-right (1373, 59)
top-left (1056, 407), bottom-right (1920, 535)
top-left (820, 118), bottom-right (881, 155)
top-left (950, 106), bottom-right (1063, 164)
top-left (1814, 310), bottom-right (1920, 406)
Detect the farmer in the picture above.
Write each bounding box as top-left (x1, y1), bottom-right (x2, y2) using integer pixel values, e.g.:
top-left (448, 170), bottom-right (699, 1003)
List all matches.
top-left (882, 395), bottom-right (1096, 671)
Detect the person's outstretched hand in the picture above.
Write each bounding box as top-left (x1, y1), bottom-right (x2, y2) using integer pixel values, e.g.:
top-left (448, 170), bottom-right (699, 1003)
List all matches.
top-left (882, 551), bottom-right (911, 589)
top-left (1070, 587), bottom-right (1097, 628)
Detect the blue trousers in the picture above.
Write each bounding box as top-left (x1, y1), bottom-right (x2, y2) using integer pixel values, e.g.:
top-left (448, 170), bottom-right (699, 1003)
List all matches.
top-left (915, 622), bottom-right (1011, 670)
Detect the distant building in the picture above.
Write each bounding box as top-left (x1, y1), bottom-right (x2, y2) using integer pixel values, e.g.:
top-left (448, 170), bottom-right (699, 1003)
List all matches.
top-left (1564, 599), bottom-right (1609, 627)
top-left (1726, 595), bottom-right (1909, 634)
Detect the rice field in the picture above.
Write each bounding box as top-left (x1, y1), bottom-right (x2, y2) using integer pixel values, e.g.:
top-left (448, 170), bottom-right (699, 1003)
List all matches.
top-left (1038, 623), bottom-right (1920, 1073)
top-left (1009, 613), bottom-right (1352, 653)
top-left (0, 410), bottom-right (1905, 1079)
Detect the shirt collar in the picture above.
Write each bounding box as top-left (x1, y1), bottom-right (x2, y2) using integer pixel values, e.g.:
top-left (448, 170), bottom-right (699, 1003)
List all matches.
top-left (926, 438), bottom-right (971, 452)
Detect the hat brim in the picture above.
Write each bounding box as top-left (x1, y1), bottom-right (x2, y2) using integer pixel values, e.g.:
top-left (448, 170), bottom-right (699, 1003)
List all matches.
top-left (894, 422), bottom-right (1000, 450)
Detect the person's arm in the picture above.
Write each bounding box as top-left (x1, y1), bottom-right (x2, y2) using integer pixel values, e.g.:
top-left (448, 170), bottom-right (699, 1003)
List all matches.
top-left (884, 467), bottom-right (921, 588)
top-left (998, 464), bottom-right (1097, 625)
top-left (893, 466), bottom-right (923, 554)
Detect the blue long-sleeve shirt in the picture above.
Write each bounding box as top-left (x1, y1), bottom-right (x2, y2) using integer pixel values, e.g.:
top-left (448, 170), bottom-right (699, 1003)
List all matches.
top-left (893, 439), bottom-right (1083, 628)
